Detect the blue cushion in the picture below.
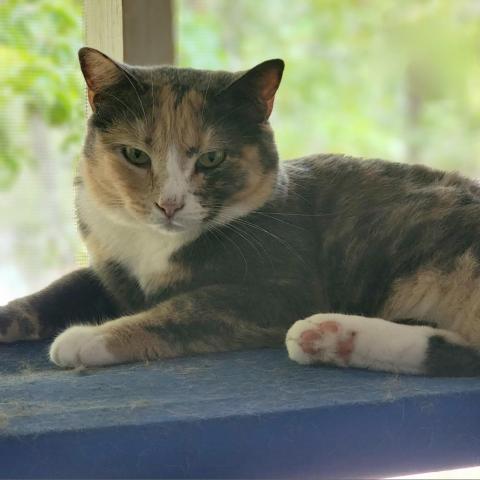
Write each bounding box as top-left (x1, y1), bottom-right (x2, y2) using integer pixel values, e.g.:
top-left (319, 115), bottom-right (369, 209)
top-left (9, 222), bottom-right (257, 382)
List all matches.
top-left (1, 342), bottom-right (480, 478)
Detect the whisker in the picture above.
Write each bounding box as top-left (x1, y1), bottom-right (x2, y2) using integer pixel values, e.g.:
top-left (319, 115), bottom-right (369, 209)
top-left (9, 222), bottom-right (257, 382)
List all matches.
top-left (213, 212), bottom-right (308, 267)
top-left (200, 75), bottom-right (212, 126)
top-left (207, 223), bottom-right (249, 279)
top-left (150, 69), bottom-right (156, 127)
top-left (210, 219), bottom-right (269, 264)
top-left (96, 92), bottom-right (138, 119)
top-left (249, 211), bottom-right (307, 231)
top-left (119, 67), bottom-right (149, 127)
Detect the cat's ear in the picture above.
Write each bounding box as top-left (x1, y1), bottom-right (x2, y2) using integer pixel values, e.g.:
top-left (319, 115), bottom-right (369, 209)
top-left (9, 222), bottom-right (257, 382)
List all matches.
top-left (78, 47), bottom-right (124, 110)
top-left (224, 59), bottom-right (284, 121)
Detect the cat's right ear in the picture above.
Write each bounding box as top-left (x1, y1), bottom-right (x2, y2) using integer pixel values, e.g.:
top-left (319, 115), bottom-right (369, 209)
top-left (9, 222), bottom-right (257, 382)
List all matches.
top-left (78, 47), bottom-right (123, 111)
top-left (221, 59), bottom-right (285, 122)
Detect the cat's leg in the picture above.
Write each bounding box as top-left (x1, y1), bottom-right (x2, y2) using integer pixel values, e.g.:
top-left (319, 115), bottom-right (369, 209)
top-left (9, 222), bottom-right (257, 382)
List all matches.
top-left (286, 313), bottom-right (480, 376)
top-left (49, 284), bottom-right (296, 368)
top-left (0, 268), bottom-right (119, 342)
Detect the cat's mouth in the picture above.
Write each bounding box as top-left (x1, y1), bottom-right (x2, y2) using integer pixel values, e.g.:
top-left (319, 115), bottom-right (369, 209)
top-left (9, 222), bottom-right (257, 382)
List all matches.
top-left (147, 207), bottom-right (205, 235)
top-left (153, 221), bottom-right (187, 233)
top-left (147, 216), bottom-right (194, 235)
top-left (165, 223), bottom-right (187, 233)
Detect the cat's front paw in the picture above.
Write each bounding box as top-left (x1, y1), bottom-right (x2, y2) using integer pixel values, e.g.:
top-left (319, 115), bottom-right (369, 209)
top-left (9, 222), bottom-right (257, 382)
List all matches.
top-left (286, 315), bottom-right (357, 366)
top-left (0, 302), bottom-right (39, 342)
top-left (49, 325), bottom-right (117, 368)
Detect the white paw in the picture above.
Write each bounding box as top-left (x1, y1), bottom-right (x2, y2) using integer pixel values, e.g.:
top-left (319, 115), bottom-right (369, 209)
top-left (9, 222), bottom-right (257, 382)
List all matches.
top-left (49, 325), bottom-right (117, 368)
top-left (286, 314), bottom-right (356, 366)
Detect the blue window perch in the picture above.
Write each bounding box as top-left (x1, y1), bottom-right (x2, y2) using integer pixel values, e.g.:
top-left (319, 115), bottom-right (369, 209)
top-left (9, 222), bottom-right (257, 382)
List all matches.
top-left (1, 342), bottom-right (480, 478)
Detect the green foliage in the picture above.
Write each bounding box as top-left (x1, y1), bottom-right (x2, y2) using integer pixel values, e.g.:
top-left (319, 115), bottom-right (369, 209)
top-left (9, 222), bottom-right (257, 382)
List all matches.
top-left (0, 0), bottom-right (84, 188)
top-left (1, 0), bottom-right (480, 297)
top-left (3, 0), bottom-right (480, 184)
top-left (177, 0), bottom-right (480, 175)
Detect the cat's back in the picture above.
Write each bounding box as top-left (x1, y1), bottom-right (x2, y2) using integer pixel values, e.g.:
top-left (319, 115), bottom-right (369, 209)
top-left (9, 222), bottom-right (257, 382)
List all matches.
top-left (287, 153), bottom-right (480, 197)
top-left (282, 153), bottom-right (480, 315)
top-left (283, 153), bottom-right (480, 220)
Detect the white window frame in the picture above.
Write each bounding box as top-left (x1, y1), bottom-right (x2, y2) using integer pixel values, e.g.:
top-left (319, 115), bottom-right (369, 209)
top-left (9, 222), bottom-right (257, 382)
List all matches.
top-left (84, 0), bottom-right (174, 65)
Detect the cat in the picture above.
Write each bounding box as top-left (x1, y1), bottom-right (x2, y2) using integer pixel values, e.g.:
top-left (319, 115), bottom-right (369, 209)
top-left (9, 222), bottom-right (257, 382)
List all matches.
top-left (1, 46), bottom-right (480, 376)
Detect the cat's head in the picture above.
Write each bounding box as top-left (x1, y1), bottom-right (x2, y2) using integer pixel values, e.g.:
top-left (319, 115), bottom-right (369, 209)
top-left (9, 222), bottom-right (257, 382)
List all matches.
top-left (78, 47), bottom-right (283, 235)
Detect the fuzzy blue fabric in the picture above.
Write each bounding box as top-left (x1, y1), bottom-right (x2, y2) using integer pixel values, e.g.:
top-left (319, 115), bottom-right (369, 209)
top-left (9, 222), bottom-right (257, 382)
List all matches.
top-left (1, 342), bottom-right (480, 478)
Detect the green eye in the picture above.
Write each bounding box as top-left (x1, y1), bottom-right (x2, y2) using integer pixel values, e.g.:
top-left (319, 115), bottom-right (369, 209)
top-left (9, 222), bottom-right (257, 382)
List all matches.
top-left (121, 146), bottom-right (151, 167)
top-left (196, 151), bottom-right (226, 170)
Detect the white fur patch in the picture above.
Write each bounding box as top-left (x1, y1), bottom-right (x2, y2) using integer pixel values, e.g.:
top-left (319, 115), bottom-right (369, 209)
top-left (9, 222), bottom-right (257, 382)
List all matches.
top-left (78, 188), bottom-right (195, 294)
top-left (160, 145), bottom-right (189, 203)
top-left (155, 145), bottom-right (208, 230)
top-left (49, 325), bottom-right (117, 368)
top-left (286, 313), bottom-right (464, 375)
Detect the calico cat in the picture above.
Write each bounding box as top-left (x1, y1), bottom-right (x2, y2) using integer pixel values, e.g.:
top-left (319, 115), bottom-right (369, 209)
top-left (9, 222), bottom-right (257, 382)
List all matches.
top-left (1, 47), bottom-right (480, 376)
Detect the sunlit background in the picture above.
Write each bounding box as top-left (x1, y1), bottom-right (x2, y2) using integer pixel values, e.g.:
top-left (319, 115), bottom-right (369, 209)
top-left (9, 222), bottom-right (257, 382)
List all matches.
top-left (2, 0), bottom-right (480, 305)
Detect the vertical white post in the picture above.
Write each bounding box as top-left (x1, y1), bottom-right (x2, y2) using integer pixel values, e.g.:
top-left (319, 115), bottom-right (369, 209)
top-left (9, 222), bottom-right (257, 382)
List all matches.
top-left (84, 0), bottom-right (174, 65)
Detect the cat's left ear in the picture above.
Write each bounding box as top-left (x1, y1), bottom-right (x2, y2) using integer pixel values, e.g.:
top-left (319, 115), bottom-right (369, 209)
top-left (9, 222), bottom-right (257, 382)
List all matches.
top-left (78, 47), bottom-right (124, 111)
top-left (225, 59), bottom-right (284, 121)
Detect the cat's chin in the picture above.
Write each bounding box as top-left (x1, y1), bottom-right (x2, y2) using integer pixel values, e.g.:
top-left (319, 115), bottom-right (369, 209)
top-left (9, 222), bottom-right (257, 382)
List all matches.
top-left (148, 221), bottom-right (196, 236)
top-left (153, 224), bottom-right (185, 234)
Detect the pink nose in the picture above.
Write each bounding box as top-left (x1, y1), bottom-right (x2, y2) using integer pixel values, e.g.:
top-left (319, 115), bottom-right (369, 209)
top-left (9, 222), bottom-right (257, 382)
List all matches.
top-left (155, 201), bottom-right (184, 219)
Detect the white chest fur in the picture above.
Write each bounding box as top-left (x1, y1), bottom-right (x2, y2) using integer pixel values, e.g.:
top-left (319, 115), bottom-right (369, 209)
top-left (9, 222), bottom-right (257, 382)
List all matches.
top-left (78, 190), bottom-right (193, 294)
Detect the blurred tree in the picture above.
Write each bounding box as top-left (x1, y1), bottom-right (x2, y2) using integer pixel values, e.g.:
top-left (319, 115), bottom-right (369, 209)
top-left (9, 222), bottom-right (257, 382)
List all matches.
top-left (0, 0), bottom-right (84, 299)
top-left (2, 0), bottom-right (480, 301)
top-left (0, 0), bottom-right (84, 187)
top-left (177, 0), bottom-right (480, 176)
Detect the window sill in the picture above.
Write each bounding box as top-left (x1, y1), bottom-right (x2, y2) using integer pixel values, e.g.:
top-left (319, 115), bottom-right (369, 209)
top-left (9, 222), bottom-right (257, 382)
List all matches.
top-left (1, 343), bottom-right (479, 478)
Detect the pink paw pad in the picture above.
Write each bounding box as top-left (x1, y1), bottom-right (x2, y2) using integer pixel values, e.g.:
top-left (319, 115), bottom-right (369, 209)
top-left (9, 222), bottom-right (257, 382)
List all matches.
top-left (299, 320), bottom-right (339, 354)
top-left (298, 320), bottom-right (357, 364)
top-left (336, 331), bottom-right (357, 363)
